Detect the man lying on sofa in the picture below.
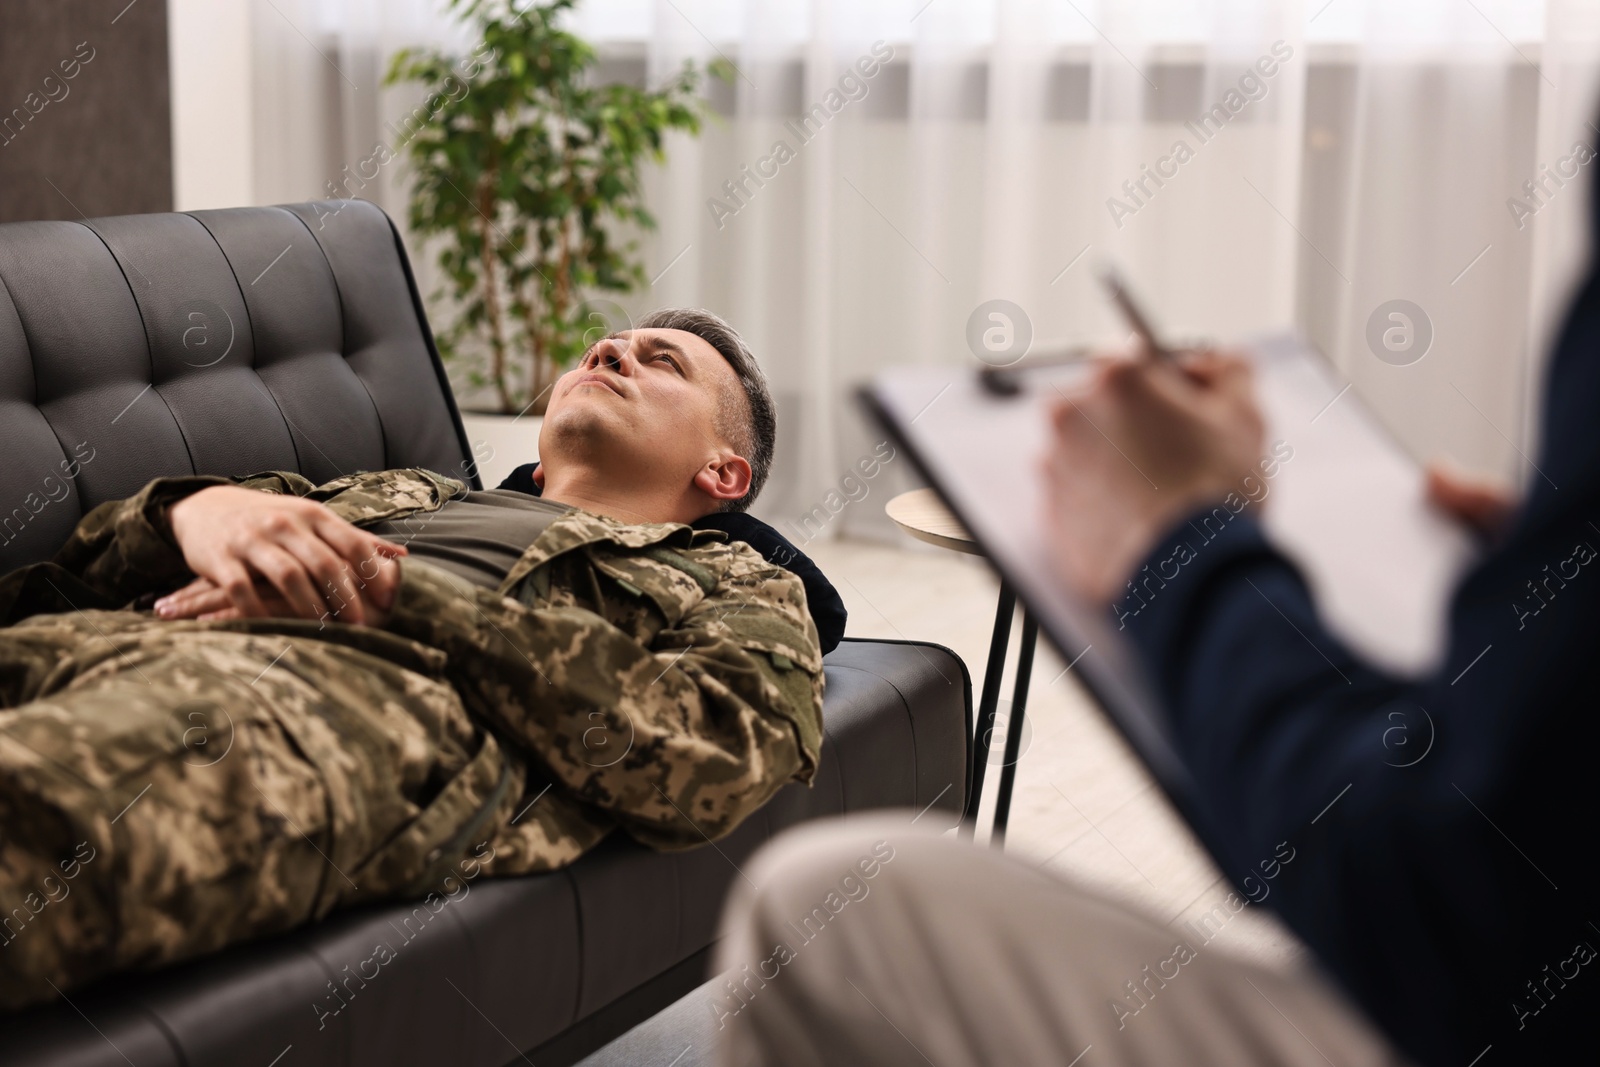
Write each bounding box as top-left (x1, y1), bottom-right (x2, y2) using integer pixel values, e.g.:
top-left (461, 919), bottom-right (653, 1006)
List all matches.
top-left (0, 308), bottom-right (824, 1009)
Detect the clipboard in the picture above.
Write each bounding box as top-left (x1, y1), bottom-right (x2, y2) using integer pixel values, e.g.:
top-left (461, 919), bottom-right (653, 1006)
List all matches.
top-left (860, 331), bottom-right (1478, 846)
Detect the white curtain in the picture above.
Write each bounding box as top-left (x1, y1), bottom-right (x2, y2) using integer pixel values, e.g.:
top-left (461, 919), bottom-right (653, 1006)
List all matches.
top-left (231, 0), bottom-right (1598, 540)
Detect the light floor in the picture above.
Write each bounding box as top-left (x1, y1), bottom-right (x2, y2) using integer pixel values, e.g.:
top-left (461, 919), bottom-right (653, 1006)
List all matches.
top-left (805, 535), bottom-right (1309, 970)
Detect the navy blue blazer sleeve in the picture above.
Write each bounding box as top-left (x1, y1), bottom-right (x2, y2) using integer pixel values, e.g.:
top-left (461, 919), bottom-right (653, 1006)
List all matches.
top-left (1120, 266), bottom-right (1600, 1064)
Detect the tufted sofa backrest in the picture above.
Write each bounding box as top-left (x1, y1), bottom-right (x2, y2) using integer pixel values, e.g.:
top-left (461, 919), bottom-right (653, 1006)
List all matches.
top-left (0, 200), bottom-right (476, 575)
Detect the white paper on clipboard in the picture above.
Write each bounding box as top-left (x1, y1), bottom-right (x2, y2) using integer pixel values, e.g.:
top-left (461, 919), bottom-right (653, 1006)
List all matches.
top-left (1247, 333), bottom-right (1478, 675)
top-left (864, 330), bottom-right (1479, 835)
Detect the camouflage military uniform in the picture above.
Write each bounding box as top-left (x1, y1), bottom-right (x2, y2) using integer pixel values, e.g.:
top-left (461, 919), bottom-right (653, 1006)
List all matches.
top-left (0, 469), bottom-right (824, 1008)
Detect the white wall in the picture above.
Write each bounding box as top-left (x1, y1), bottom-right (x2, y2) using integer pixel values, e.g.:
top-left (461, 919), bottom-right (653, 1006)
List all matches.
top-left (168, 0), bottom-right (255, 210)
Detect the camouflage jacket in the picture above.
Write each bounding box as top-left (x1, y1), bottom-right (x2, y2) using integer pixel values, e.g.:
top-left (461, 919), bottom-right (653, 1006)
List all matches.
top-left (0, 468), bottom-right (824, 871)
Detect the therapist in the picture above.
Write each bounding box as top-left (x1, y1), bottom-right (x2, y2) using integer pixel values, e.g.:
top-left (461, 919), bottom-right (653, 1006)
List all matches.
top-left (711, 163), bottom-right (1599, 1067)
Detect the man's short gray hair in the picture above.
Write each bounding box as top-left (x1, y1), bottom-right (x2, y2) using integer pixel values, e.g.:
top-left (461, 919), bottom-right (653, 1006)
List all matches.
top-left (635, 307), bottom-right (776, 513)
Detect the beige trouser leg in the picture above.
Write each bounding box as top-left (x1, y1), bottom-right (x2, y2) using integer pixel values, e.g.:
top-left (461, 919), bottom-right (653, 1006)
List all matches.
top-left (713, 813), bottom-right (1409, 1067)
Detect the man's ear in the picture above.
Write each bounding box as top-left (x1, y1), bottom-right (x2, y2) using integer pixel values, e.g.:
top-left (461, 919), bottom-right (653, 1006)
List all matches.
top-left (532, 463), bottom-right (545, 490)
top-left (693, 453), bottom-right (753, 506)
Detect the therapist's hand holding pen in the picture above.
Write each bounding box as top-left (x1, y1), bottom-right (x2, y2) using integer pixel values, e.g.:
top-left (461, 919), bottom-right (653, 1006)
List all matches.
top-left (1040, 271), bottom-right (1516, 604)
top-left (1040, 340), bottom-right (1267, 604)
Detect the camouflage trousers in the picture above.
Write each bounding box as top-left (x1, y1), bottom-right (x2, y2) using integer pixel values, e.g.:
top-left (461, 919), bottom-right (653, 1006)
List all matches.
top-left (0, 609), bottom-right (526, 1009)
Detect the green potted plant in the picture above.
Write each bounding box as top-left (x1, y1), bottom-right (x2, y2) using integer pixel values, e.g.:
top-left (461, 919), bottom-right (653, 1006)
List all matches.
top-left (386, 0), bottom-right (725, 481)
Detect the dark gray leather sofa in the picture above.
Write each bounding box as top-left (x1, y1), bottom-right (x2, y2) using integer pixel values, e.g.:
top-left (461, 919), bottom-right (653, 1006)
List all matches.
top-left (0, 201), bottom-right (970, 1066)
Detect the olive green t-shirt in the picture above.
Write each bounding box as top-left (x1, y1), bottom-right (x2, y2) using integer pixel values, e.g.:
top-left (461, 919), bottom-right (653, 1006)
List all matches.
top-left (366, 489), bottom-right (573, 590)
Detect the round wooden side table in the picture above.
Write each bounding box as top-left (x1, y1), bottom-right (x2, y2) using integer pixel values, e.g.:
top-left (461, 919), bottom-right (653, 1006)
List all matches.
top-left (886, 488), bottom-right (1038, 846)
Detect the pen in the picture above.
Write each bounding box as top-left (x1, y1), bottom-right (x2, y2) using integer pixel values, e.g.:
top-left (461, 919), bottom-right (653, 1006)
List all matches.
top-left (976, 267), bottom-right (1172, 396)
top-left (1096, 265), bottom-right (1174, 362)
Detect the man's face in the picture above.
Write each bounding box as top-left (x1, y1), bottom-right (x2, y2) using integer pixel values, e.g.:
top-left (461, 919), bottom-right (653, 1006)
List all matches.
top-left (538, 327), bottom-right (742, 511)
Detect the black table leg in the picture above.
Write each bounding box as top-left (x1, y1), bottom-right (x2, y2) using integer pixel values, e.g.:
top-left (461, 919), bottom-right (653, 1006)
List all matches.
top-left (961, 583), bottom-right (1015, 837)
top-left (990, 613), bottom-right (1038, 848)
